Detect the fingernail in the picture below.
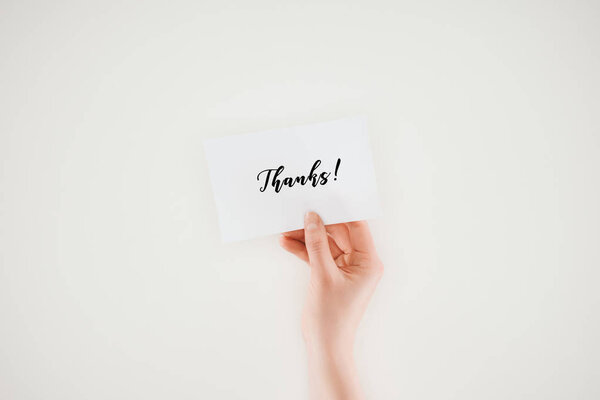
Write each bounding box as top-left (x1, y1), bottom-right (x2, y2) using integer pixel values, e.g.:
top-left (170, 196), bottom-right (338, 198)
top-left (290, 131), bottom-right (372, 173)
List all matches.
top-left (306, 223), bottom-right (317, 231)
top-left (305, 211), bottom-right (319, 231)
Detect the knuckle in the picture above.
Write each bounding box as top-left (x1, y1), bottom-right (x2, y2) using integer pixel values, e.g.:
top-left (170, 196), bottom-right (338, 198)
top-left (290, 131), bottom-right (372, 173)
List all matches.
top-left (306, 238), bottom-right (327, 253)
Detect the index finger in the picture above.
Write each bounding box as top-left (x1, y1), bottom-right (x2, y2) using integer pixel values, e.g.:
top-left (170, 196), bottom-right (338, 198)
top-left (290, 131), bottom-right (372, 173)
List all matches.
top-left (346, 220), bottom-right (376, 252)
top-left (281, 229), bottom-right (305, 242)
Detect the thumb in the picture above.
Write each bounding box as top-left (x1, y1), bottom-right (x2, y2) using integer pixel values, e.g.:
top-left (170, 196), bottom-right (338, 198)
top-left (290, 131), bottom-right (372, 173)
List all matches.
top-left (304, 212), bottom-right (334, 270)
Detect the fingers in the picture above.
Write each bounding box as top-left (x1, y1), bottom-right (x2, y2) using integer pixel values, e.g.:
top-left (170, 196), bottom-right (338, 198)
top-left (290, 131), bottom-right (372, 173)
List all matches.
top-left (279, 235), bottom-right (309, 263)
top-left (281, 229), bottom-right (305, 242)
top-left (304, 212), bottom-right (336, 272)
top-left (346, 220), bottom-right (376, 252)
top-left (281, 216), bottom-right (376, 272)
top-left (327, 234), bottom-right (344, 260)
top-left (325, 223), bottom-right (352, 254)
top-left (283, 227), bottom-right (343, 259)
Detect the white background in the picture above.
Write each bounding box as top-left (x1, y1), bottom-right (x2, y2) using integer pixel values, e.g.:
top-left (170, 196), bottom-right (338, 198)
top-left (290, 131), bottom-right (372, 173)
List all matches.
top-left (1, 1), bottom-right (599, 399)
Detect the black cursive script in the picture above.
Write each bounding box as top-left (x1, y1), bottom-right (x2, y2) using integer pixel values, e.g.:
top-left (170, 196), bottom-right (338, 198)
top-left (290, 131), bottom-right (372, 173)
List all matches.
top-left (257, 158), bottom-right (341, 193)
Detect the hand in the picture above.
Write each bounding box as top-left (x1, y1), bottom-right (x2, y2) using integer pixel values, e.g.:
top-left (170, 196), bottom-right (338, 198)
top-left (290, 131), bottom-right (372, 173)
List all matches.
top-left (279, 211), bottom-right (383, 400)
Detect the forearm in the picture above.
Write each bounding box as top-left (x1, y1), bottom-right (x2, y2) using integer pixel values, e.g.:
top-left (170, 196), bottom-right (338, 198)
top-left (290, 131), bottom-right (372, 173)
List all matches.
top-left (281, 214), bottom-right (380, 400)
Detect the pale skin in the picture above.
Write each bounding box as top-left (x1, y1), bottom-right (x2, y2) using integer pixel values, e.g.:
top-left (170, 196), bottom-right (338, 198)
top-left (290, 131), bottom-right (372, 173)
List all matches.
top-left (279, 211), bottom-right (383, 400)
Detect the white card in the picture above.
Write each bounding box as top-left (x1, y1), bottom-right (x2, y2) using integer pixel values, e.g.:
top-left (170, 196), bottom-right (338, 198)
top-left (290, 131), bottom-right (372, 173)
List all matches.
top-left (204, 116), bottom-right (381, 242)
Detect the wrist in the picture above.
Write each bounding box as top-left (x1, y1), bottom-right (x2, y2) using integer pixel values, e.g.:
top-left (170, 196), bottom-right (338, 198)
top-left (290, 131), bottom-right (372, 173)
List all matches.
top-left (303, 330), bottom-right (355, 360)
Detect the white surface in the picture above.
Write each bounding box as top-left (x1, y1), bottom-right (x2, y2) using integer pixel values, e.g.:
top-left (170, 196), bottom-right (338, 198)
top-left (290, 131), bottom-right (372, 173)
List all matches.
top-left (1, 1), bottom-right (599, 399)
top-left (204, 116), bottom-right (380, 241)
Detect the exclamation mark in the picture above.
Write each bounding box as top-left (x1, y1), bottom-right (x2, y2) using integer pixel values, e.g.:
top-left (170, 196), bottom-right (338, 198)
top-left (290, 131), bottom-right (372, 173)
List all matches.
top-left (334, 158), bottom-right (341, 181)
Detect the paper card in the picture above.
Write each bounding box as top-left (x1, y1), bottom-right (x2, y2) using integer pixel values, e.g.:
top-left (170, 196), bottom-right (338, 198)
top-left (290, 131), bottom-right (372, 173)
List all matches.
top-left (204, 116), bottom-right (381, 242)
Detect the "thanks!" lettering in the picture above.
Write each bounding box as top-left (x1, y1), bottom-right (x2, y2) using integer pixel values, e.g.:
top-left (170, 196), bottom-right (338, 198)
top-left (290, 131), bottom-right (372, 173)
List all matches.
top-left (257, 158), bottom-right (341, 193)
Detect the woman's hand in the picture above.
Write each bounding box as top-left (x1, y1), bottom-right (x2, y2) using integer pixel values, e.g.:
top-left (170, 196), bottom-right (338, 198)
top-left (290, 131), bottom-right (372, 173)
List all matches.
top-left (280, 211), bottom-right (383, 400)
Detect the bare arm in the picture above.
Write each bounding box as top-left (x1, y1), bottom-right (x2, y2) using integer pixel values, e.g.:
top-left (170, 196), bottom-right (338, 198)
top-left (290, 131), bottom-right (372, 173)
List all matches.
top-left (280, 212), bottom-right (383, 399)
